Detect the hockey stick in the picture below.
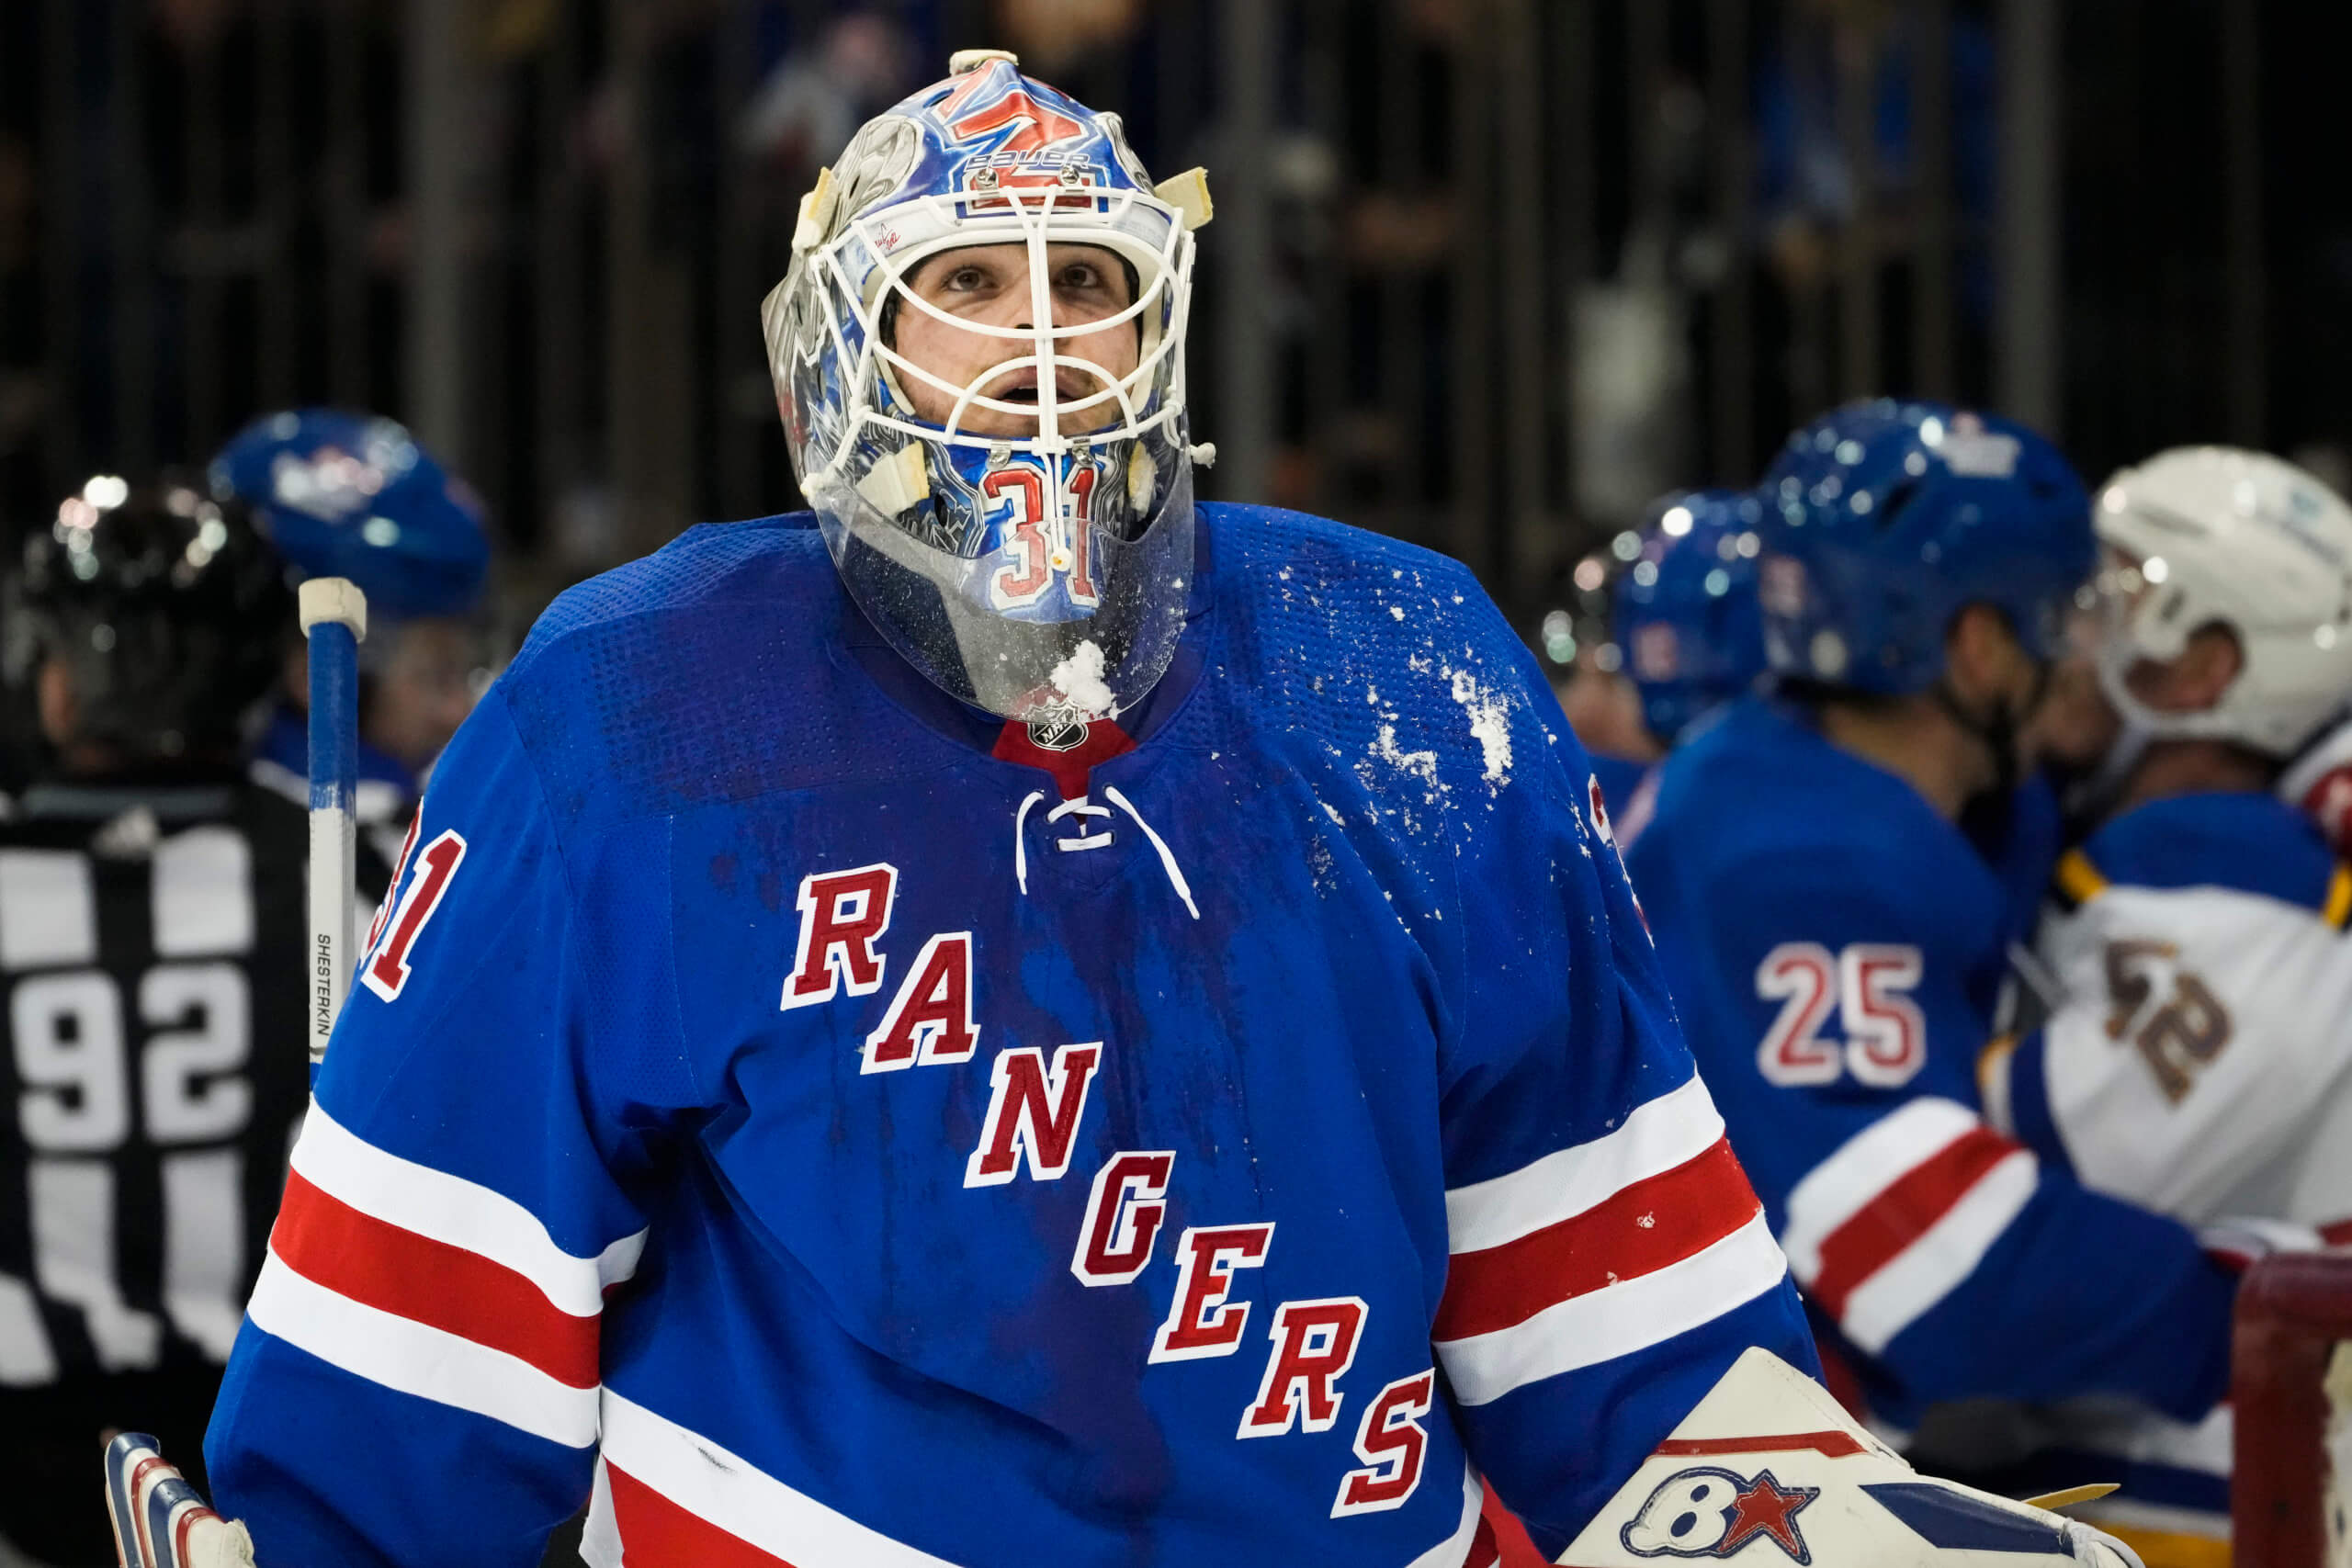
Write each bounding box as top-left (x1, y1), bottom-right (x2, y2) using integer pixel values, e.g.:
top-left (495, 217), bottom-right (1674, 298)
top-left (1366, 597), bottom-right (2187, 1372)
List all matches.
top-left (299, 578), bottom-right (367, 1084)
top-left (103, 1434), bottom-right (256, 1568)
top-left (91, 595), bottom-right (362, 1568)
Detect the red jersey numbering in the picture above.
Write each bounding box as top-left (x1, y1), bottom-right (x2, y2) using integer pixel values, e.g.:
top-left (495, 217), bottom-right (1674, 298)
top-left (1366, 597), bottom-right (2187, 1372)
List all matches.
top-left (360, 829), bottom-right (468, 1003)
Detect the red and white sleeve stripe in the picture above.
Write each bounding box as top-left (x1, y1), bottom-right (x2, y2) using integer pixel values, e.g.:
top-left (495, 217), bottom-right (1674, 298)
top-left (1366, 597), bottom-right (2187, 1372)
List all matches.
top-left (244, 1105), bottom-right (646, 1449)
top-left (583, 1393), bottom-right (1491, 1568)
top-left (1778, 1096), bottom-right (2038, 1355)
top-left (1433, 1074), bottom-right (1790, 1406)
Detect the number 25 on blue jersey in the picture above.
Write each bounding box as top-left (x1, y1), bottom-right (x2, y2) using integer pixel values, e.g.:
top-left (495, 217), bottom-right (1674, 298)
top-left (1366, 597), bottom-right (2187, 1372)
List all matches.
top-left (1754, 942), bottom-right (1926, 1089)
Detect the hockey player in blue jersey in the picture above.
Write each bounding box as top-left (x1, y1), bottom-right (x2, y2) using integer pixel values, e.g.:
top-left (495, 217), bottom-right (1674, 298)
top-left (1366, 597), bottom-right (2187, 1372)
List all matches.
top-left (1623, 400), bottom-right (2241, 1439)
top-left (176, 58), bottom-right (2143, 1568)
top-left (212, 409), bottom-right (493, 826)
top-left (1603, 491), bottom-right (1768, 845)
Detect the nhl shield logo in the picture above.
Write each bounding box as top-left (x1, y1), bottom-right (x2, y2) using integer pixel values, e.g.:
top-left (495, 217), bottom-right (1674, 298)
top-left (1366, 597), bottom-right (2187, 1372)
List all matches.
top-left (1027, 712), bottom-right (1091, 752)
top-left (1621, 1466), bottom-right (1819, 1564)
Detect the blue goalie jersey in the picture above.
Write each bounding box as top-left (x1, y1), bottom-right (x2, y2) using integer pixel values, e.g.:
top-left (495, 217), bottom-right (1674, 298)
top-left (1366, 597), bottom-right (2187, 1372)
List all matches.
top-left (1621, 697), bottom-right (2234, 1430)
top-left (205, 506), bottom-right (1815, 1568)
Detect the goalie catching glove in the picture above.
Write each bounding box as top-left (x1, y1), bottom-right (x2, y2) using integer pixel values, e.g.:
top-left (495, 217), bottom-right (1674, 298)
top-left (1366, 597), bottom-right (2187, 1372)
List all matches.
top-left (1556, 1348), bottom-right (2142, 1568)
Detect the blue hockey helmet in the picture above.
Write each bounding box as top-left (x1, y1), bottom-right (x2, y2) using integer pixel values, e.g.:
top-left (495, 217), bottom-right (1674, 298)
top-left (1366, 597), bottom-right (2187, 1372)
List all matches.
top-left (761, 50), bottom-right (1212, 723)
top-left (209, 409), bottom-right (490, 621)
top-left (1755, 399), bottom-right (2093, 694)
top-left (1611, 490), bottom-right (1770, 745)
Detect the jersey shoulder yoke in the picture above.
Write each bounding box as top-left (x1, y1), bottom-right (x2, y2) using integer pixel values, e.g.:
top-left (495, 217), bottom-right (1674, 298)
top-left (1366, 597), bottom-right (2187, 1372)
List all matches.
top-left (2068, 791), bottom-right (2345, 919)
top-left (1649, 699), bottom-right (1964, 883)
top-left (492, 515), bottom-right (965, 825)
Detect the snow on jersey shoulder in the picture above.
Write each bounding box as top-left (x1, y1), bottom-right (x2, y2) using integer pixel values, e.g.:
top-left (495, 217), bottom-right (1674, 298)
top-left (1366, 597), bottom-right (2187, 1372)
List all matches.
top-left (1211, 504), bottom-right (1549, 807)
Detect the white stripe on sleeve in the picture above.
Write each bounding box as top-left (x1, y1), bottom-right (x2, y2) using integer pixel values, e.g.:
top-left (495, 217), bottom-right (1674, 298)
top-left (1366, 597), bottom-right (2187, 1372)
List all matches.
top-left (290, 1103), bottom-right (644, 1314)
top-left (1838, 1149), bottom-right (2040, 1354)
top-left (1779, 1097), bottom-right (1978, 1282)
top-left (245, 1250), bottom-right (600, 1448)
top-left (1435, 1210), bottom-right (1789, 1406)
top-left (1444, 1073), bottom-right (1725, 1255)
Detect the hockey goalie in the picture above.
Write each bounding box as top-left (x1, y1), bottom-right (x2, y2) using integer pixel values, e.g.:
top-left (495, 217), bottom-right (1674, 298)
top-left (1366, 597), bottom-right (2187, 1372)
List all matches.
top-left (113, 51), bottom-right (2138, 1568)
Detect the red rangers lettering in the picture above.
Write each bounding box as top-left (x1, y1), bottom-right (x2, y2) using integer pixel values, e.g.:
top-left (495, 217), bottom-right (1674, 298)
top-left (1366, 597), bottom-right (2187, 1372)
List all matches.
top-left (1069, 1151), bottom-right (1174, 1286)
top-left (1238, 1296), bottom-right (1367, 1438)
top-left (1148, 1224), bottom-right (1274, 1362)
top-left (963, 1043), bottom-right (1102, 1187)
top-left (781, 863), bottom-right (898, 1010)
top-left (1330, 1369), bottom-right (1436, 1517)
top-left (860, 931), bottom-right (979, 1073)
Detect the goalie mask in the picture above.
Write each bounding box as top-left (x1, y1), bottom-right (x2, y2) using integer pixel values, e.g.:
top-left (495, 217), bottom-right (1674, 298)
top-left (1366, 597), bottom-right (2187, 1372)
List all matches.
top-left (762, 51), bottom-right (1212, 723)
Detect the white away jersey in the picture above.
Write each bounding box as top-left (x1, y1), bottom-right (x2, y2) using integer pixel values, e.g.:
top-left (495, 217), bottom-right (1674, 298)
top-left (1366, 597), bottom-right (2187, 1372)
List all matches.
top-left (1987, 790), bottom-right (2352, 1238)
top-left (1975, 788), bottom-right (2352, 1544)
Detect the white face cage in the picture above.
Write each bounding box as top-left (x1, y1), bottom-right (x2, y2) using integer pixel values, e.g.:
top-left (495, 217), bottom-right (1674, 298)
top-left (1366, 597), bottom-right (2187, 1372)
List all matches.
top-left (835, 186), bottom-right (1194, 472)
top-left (760, 116), bottom-right (1215, 722)
top-left (763, 163), bottom-right (1211, 511)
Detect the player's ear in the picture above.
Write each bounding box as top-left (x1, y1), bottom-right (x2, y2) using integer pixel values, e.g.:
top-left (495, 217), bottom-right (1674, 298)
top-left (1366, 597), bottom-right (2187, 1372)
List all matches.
top-left (2173, 623), bottom-right (2245, 712)
top-left (1942, 603), bottom-right (2024, 705)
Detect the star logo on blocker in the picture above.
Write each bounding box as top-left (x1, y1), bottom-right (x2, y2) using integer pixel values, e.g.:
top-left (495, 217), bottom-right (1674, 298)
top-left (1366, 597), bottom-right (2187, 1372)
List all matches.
top-left (1719, 1471), bottom-right (1819, 1563)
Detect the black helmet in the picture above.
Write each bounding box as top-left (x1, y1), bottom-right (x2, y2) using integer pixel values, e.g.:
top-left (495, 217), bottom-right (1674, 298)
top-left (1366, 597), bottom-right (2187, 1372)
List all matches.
top-left (14, 473), bottom-right (293, 763)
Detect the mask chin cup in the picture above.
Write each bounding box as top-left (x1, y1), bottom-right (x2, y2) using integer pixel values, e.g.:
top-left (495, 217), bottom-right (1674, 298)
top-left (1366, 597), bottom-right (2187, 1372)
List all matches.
top-left (812, 448), bottom-right (1195, 723)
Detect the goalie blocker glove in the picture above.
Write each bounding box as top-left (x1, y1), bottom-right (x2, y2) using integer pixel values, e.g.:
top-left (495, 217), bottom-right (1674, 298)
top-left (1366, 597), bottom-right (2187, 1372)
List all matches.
top-left (1566, 1348), bottom-right (2144, 1568)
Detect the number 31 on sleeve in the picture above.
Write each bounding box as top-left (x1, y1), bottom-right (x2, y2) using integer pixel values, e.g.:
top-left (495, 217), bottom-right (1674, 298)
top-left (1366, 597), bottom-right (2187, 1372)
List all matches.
top-left (359, 829), bottom-right (468, 1004)
top-left (1754, 942), bottom-right (1926, 1089)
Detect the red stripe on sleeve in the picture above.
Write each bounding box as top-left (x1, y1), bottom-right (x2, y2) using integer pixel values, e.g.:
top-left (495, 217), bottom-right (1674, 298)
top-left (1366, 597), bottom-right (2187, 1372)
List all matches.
top-left (606, 1463), bottom-right (797, 1568)
top-left (1805, 1125), bottom-right (2020, 1321)
top-left (269, 1170), bottom-right (601, 1390)
top-left (1657, 1431), bottom-right (1868, 1459)
top-left (1460, 1513), bottom-right (1502, 1568)
top-left (1476, 1484), bottom-right (1548, 1567)
top-left (1434, 1138), bottom-right (1763, 1341)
